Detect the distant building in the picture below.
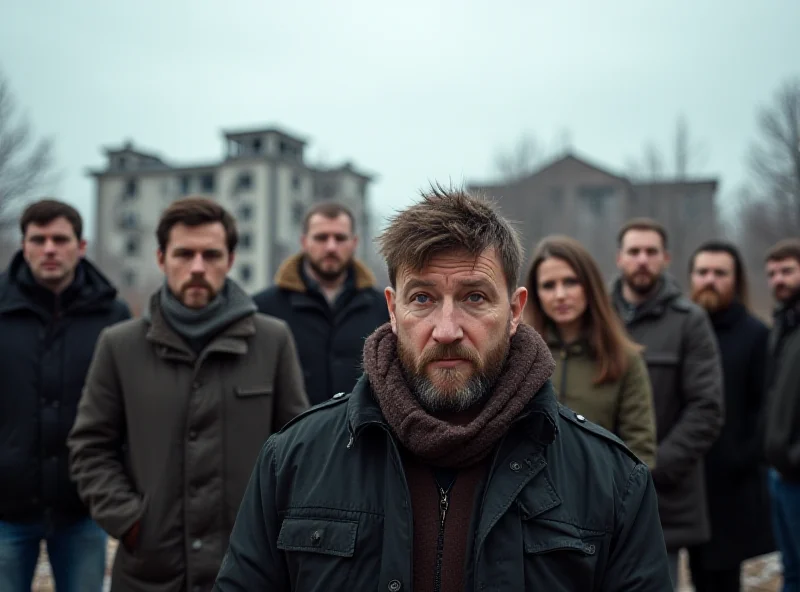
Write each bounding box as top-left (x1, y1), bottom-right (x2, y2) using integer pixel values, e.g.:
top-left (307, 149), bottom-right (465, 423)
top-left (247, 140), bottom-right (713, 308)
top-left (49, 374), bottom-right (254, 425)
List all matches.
top-left (469, 154), bottom-right (719, 287)
top-left (89, 127), bottom-right (376, 305)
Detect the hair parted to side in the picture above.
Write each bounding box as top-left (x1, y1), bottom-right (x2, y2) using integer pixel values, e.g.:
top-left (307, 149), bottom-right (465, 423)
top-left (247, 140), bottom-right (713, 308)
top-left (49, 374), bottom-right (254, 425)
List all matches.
top-left (765, 238), bottom-right (800, 266)
top-left (525, 235), bottom-right (641, 385)
top-left (302, 202), bottom-right (356, 234)
top-left (377, 184), bottom-right (524, 293)
top-left (156, 196), bottom-right (238, 253)
top-left (617, 217), bottom-right (669, 249)
top-left (690, 240), bottom-right (751, 310)
top-left (20, 199), bottom-right (84, 240)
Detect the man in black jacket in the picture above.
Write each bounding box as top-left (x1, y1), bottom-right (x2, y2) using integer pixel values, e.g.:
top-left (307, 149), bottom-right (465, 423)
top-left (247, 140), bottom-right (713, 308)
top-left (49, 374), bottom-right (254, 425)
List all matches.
top-left (687, 241), bottom-right (774, 592)
top-left (215, 187), bottom-right (672, 591)
top-left (763, 238), bottom-right (800, 590)
top-left (253, 202), bottom-right (388, 405)
top-left (611, 218), bottom-right (724, 590)
top-left (0, 200), bottom-right (130, 591)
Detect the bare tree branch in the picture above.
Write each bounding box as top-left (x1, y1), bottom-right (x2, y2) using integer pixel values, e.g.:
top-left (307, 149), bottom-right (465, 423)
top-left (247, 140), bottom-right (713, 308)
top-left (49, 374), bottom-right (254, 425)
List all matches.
top-left (743, 77), bottom-right (800, 236)
top-left (628, 115), bottom-right (708, 182)
top-left (494, 133), bottom-right (545, 182)
top-left (0, 69), bottom-right (55, 232)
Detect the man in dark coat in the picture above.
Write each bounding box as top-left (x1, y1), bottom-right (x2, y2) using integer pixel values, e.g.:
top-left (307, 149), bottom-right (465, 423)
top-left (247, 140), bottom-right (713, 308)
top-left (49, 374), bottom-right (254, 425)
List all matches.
top-left (253, 202), bottom-right (388, 405)
top-left (68, 197), bottom-right (309, 592)
top-left (611, 218), bottom-right (724, 589)
top-left (763, 238), bottom-right (800, 590)
top-left (687, 241), bottom-right (774, 591)
top-left (0, 200), bottom-right (130, 591)
top-left (215, 187), bottom-right (672, 591)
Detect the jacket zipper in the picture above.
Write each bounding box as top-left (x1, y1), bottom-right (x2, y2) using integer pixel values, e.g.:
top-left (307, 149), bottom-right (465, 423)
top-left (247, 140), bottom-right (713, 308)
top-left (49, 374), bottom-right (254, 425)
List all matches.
top-left (434, 480), bottom-right (453, 592)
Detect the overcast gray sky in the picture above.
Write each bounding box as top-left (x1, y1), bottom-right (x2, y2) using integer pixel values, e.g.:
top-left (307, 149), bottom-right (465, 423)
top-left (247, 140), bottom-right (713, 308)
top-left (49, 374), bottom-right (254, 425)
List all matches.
top-left (2, 0), bottom-right (798, 240)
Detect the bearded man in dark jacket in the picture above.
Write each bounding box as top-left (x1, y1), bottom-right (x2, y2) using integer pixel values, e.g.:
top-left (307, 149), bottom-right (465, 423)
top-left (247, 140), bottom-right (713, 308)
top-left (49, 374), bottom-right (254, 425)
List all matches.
top-left (763, 238), bottom-right (800, 591)
top-left (214, 187), bottom-right (672, 592)
top-left (687, 241), bottom-right (774, 592)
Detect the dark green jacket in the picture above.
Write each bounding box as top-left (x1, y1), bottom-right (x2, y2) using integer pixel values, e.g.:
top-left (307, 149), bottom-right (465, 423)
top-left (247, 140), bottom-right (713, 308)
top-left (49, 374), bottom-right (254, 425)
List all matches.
top-left (214, 377), bottom-right (671, 591)
top-left (547, 333), bottom-right (657, 468)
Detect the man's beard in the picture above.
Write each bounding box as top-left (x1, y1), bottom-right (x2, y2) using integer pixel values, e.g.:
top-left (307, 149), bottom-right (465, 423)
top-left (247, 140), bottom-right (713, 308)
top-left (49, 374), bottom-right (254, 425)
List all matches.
top-left (623, 269), bottom-right (659, 296)
top-left (309, 254), bottom-right (351, 282)
top-left (691, 285), bottom-right (734, 313)
top-left (397, 320), bottom-right (511, 414)
top-left (773, 283), bottom-right (800, 305)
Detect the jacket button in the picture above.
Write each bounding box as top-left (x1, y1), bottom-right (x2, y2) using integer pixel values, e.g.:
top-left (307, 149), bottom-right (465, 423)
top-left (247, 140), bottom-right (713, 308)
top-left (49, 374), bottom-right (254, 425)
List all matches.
top-left (575, 414), bottom-right (586, 422)
top-left (310, 530), bottom-right (321, 544)
top-left (188, 431), bottom-right (198, 441)
top-left (510, 461), bottom-right (521, 472)
top-left (388, 580), bottom-right (402, 591)
top-left (192, 539), bottom-right (202, 551)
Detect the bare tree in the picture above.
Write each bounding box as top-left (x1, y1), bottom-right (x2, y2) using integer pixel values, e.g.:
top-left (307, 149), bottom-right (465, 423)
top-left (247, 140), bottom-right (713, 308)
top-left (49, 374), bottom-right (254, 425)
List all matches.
top-left (0, 69), bottom-right (55, 231)
top-left (627, 115), bottom-right (707, 181)
top-left (494, 133), bottom-right (545, 182)
top-left (734, 78), bottom-right (800, 315)
top-left (746, 77), bottom-right (800, 232)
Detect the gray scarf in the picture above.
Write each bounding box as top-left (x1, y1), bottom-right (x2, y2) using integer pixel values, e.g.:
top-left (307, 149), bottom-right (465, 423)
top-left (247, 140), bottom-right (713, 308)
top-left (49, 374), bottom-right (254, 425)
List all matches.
top-left (158, 278), bottom-right (257, 353)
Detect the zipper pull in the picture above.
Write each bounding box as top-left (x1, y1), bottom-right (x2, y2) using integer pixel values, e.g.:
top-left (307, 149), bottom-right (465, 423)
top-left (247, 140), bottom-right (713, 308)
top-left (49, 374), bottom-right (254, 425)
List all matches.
top-left (439, 487), bottom-right (449, 528)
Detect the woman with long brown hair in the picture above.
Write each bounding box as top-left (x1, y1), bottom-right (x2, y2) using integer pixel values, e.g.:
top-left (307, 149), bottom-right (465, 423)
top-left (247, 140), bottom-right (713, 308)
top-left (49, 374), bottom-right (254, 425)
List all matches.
top-left (525, 235), bottom-right (656, 466)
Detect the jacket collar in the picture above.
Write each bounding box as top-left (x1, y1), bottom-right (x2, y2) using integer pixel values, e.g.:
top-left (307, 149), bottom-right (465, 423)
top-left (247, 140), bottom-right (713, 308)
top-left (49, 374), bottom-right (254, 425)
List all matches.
top-left (345, 374), bottom-right (559, 449)
top-left (0, 250), bottom-right (118, 316)
top-left (274, 253), bottom-right (378, 293)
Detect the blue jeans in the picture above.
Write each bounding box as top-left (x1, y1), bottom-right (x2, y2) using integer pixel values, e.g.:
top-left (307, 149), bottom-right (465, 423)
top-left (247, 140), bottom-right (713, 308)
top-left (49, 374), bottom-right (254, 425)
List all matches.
top-left (769, 469), bottom-right (800, 592)
top-left (0, 516), bottom-right (107, 592)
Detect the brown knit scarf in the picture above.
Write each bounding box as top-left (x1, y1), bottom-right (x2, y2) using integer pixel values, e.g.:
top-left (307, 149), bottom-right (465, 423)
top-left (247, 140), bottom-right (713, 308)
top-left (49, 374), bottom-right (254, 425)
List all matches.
top-left (362, 323), bottom-right (556, 468)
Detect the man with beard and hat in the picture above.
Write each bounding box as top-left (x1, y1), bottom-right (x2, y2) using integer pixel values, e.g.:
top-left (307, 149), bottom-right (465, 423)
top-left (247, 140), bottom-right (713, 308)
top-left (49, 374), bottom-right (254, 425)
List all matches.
top-left (610, 218), bottom-right (724, 590)
top-left (762, 238), bottom-right (800, 590)
top-left (68, 197), bottom-right (309, 592)
top-left (253, 202), bottom-right (389, 405)
top-left (686, 240), bottom-right (774, 592)
top-left (214, 187), bottom-right (672, 591)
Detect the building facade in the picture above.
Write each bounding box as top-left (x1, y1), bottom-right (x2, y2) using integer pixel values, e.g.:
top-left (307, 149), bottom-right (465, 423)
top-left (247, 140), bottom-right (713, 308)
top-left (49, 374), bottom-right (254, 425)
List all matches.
top-left (469, 154), bottom-right (719, 288)
top-left (90, 127), bottom-right (375, 311)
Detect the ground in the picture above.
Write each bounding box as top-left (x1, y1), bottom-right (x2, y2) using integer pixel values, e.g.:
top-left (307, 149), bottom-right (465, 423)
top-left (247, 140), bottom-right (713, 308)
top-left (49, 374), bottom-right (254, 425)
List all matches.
top-left (30, 540), bottom-right (784, 590)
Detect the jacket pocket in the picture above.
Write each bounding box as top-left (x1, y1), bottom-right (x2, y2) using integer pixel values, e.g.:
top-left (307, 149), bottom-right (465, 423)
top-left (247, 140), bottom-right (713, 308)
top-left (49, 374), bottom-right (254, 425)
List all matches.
top-left (277, 517), bottom-right (358, 589)
top-left (523, 519), bottom-right (605, 588)
top-left (278, 517), bottom-right (357, 556)
top-left (643, 352), bottom-right (680, 366)
top-left (234, 385), bottom-right (273, 398)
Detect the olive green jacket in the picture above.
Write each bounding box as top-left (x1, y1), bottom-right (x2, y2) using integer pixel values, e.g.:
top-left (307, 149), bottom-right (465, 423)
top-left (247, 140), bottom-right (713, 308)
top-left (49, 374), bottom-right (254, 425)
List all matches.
top-left (547, 335), bottom-right (657, 468)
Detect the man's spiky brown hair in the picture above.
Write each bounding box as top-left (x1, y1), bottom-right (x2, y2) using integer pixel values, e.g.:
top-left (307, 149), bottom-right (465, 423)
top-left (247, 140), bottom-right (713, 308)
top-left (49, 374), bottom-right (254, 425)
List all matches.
top-left (377, 184), bottom-right (524, 293)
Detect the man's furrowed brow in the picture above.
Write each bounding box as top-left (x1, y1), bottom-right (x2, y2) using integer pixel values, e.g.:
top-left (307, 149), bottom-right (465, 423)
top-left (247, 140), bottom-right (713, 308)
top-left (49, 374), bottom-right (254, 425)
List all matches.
top-left (402, 278), bottom-right (437, 293)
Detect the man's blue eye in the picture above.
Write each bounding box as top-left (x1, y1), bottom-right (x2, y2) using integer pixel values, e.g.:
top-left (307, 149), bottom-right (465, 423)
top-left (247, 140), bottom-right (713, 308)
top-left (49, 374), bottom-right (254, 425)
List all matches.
top-left (467, 293), bottom-right (485, 302)
top-left (414, 294), bottom-right (430, 304)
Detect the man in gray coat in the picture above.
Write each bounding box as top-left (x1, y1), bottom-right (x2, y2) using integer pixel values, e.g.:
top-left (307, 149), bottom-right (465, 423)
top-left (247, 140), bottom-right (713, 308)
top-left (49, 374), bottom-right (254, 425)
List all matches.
top-left (68, 197), bottom-right (309, 592)
top-left (611, 218), bottom-right (724, 590)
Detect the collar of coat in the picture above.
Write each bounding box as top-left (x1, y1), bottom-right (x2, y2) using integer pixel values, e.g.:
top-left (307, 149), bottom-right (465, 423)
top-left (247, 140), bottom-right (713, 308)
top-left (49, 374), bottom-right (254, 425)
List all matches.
top-left (274, 253), bottom-right (378, 293)
top-left (344, 374), bottom-right (560, 453)
top-left (144, 290), bottom-right (256, 362)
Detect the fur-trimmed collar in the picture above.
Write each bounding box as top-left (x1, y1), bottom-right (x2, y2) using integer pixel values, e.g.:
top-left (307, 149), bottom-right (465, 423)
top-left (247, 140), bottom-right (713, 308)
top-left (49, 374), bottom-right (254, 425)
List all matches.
top-left (274, 253), bottom-right (378, 293)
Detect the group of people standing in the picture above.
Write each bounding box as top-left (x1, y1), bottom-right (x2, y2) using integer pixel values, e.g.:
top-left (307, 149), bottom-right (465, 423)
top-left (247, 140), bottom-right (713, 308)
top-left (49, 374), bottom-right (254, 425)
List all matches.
top-left (0, 189), bottom-right (797, 591)
top-left (525, 223), bottom-right (800, 591)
